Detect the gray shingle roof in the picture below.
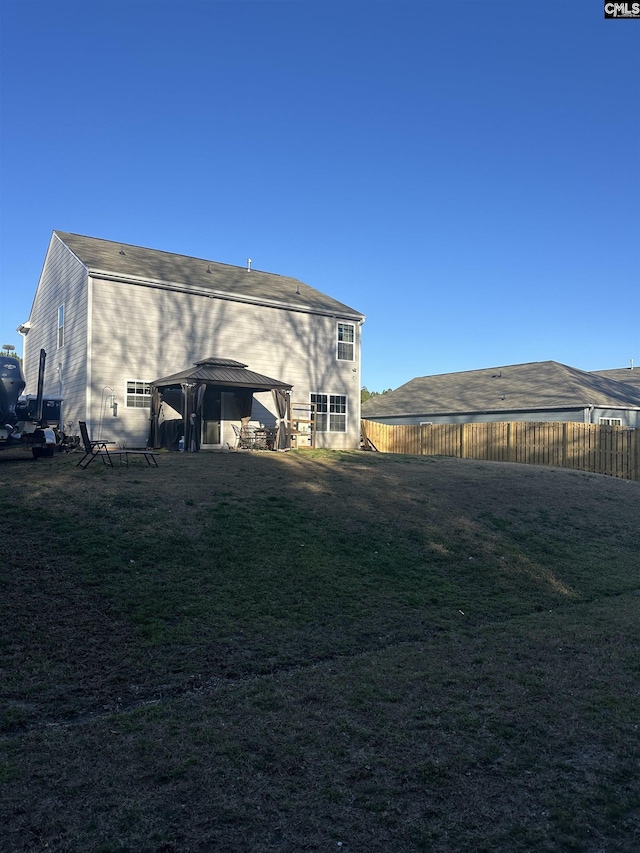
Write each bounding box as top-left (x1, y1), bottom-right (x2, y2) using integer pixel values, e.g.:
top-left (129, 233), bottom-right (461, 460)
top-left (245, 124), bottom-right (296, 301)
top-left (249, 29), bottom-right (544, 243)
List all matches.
top-left (54, 231), bottom-right (364, 320)
top-left (362, 361), bottom-right (640, 418)
top-left (592, 368), bottom-right (640, 390)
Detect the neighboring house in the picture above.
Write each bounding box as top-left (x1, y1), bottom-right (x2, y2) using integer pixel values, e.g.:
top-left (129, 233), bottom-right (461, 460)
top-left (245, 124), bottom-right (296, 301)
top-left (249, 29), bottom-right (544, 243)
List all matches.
top-left (361, 361), bottom-right (640, 428)
top-left (18, 231), bottom-right (365, 449)
top-left (591, 366), bottom-right (640, 393)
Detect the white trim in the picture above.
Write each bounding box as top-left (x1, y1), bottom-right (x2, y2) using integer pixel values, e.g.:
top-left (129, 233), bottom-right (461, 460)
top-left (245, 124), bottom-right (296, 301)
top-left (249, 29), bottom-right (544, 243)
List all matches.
top-left (336, 321), bottom-right (355, 362)
top-left (599, 417), bottom-right (622, 426)
top-left (310, 391), bottom-right (348, 433)
top-left (126, 379), bottom-right (153, 408)
top-left (57, 303), bottom-right (65, 349)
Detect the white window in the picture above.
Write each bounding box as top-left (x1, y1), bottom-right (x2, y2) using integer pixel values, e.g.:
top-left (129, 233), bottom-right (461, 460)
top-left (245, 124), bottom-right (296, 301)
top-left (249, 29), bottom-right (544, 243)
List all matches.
top-left (599, 417), bottom-right (622, 426)
top-left (126, 380), bottom-right (152, 408)
top-left (337, 323), bottom-right (354, 361)
top-left (57, 305), bottom-right (64, 349)
top-left (311, 393), bottom-right (347, 432)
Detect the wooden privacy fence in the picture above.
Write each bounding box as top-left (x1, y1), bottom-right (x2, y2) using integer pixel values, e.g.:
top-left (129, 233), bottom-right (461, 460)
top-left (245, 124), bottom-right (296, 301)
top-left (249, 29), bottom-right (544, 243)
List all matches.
top-left (360, 420), bottom-right (640, 481)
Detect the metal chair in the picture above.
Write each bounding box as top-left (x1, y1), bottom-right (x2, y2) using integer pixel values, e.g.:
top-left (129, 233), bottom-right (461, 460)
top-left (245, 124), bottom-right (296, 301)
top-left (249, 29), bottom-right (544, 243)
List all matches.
top-left (77, 422), bottom-right (159, 468)
top-left (77, 421), bottom-right (119, 468)
top-left (232, 424), bottom-right (253, 449)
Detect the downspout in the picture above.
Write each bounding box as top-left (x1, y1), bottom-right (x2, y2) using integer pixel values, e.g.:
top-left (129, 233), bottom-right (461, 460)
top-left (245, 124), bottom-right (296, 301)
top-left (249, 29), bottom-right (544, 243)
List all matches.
top-left (57, 362), bottom-right (64, 433)
top-left (357, 318), bottom-right (365, 426)
top-left (584, 406), bottom-right (594, 424)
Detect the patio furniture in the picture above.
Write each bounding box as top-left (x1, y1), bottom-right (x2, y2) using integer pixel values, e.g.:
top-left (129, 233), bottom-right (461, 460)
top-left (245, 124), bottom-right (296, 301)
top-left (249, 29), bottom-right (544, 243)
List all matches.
top-left (77, 422), bottom-right (159, 469)
top-left (253, 427), bottom-right (277, 450)
top-left (232, 424), bottom-right (277, 450)
top-left (232, 424), bottom-right (254, 449)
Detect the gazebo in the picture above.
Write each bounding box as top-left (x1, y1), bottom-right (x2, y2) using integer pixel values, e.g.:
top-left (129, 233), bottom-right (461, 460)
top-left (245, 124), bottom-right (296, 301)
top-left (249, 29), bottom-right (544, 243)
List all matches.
top-left (148, 358), bottom-right (292, 452)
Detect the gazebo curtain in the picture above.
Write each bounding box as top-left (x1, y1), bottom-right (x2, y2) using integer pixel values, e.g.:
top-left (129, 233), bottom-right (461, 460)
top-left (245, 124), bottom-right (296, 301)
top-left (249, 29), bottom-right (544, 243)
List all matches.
top-left (234, 389), bottom-right (254, 429)
top-left (272, 389), bottom-right (290, 450)
top-left (148, 387), bottom-right (162, 449)
top-left (183, 382), bottom-right (207, 452)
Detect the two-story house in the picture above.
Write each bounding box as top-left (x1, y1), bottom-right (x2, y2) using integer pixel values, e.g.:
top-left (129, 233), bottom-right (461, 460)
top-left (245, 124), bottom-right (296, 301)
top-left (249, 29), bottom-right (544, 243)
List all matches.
top-left (19, 231), bottom-right (365, 450)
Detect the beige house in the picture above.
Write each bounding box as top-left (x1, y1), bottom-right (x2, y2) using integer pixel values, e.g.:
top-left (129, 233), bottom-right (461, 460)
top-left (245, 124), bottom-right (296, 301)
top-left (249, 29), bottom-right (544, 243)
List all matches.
top-left (19, 231), bottom-right (365, 450)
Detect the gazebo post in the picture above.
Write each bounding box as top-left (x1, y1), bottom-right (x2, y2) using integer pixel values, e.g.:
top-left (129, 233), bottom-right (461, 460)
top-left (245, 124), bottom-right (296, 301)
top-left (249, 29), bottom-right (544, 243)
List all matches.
top-left (182, 382), bottom-right (195, 452)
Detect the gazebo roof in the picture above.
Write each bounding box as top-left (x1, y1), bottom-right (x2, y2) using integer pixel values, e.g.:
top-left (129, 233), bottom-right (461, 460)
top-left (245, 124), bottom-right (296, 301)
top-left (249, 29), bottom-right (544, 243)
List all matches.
top-left (151, 357), bottom-right (292, 392)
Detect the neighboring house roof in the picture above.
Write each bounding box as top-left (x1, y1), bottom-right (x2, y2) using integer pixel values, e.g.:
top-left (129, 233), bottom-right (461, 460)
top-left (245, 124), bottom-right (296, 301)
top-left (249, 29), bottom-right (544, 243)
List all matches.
top-left (151, 358), bottom-right (292, 391)
top-left (54, 231), bottom-right (364, 320)
top-left (361, 361), bottom-right (640, 419)
top-left (591, 368), bottom-right (640, 390)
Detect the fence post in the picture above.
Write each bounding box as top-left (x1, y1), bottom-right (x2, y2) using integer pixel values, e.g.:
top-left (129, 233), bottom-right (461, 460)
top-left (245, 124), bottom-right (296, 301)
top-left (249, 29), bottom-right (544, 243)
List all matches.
top-left (507, 422), bottom-right (515, 463)
top-left (562, 422), bottom-right (568, 470)
top-left (632, 428), bottom-right (640, 481)
top-left (460, 423), bottom-right (468, 459)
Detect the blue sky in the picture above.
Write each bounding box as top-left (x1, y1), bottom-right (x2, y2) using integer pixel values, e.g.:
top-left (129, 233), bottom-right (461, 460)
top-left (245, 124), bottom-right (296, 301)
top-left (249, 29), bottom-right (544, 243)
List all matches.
top-left (1, 0), bottom-right (638, 391)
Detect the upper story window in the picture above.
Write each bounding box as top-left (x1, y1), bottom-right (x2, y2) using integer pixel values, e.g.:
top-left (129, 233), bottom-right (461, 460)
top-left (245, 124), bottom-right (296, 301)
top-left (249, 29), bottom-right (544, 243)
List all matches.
top-left (126, 380), bottom-right (152, 408)
top-left (57, 305), bottom-right (64, 349)
top-left (599, 417), bottom-right (622, 426)
top-left (337, 322), bottom-right (354, 361)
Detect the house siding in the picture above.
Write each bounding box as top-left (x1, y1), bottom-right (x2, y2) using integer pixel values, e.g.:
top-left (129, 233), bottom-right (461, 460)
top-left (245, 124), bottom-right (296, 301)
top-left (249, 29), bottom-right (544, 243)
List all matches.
top-left (368, 409), bottom-right (588, 427)
top-left (370, 406), bottom-right (640, 429)
top-left (22, 234), bottom-right (89, 432)
top-left (592, 408), bottom-right (640, 428)
top-left (87, 277), bottom-right (361, 448)
top-left (367, 408), bottom-right (640, 428)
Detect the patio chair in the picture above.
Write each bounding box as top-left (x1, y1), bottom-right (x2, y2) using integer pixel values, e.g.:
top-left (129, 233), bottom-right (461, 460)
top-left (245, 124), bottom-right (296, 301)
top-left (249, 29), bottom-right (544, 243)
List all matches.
top-left (232, 424), bottom-right (253, 449)
top-left (77, 422), bottom-right (159, 469)
top-left (77, 421), bottom-right (118, 468)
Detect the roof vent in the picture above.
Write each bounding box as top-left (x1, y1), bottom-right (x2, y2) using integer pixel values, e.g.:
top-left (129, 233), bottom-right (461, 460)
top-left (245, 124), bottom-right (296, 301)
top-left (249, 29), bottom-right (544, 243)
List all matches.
top-left (119, 247), bottom-right (126, 255)
top-left (247, 258), bottom-right (252, 272)
top-left (206, 264), bottom-right (211, 273)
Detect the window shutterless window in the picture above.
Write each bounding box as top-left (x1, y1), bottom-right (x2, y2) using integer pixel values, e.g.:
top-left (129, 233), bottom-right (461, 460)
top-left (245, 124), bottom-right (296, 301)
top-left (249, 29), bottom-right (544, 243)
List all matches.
top-left (310, 393), bottom-right (347, 432)
top-left (310, 393), bottom-right (327, 432)
top-left (337, 323), bottom-right (354, 361)
top-left (329, 394), bottom-right (347, 431)
top-left (126, 380), bottom-right (152, 408)
top-left (57, 305), bottom-right (64, 349)
top-left (599, 418), bottom-right (622, 426)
